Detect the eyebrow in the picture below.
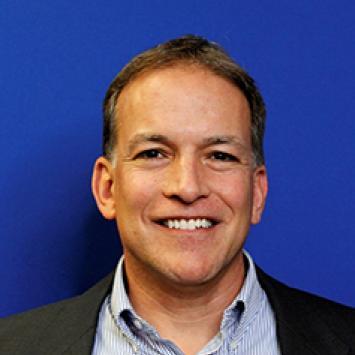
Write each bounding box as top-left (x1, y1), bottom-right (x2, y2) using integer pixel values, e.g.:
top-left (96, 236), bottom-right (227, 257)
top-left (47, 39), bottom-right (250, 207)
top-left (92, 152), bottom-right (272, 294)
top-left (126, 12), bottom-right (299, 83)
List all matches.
top-left (202, 135), bottom-right (248, 148)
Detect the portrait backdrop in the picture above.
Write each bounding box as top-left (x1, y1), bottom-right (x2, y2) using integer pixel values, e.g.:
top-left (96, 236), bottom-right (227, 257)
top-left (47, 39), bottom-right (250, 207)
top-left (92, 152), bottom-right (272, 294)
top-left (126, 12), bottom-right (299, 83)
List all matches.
top-left (1, 0), bottom-right (354, 317)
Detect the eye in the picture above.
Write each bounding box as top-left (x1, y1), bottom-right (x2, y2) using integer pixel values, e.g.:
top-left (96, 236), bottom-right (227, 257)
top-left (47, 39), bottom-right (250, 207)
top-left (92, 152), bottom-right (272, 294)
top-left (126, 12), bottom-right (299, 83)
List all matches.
top-left (135, 149), bottom-right (165, 159)
top-left (210, 151), bottom-right (239, 162)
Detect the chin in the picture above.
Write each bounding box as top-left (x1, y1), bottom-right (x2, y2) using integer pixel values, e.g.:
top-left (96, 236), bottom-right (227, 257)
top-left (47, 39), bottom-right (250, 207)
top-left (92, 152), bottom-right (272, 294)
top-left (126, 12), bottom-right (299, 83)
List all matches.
top-left (165, 259), bottom-right (223, 286)
top-left (170, 249), bottom-right (244, 287)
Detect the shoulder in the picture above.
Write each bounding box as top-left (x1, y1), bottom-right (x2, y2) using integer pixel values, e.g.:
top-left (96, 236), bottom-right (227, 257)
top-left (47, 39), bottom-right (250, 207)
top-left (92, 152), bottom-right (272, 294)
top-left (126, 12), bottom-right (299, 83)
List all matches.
top-left (0, 273), bottom-right (114, 355)
top-left (256, 266), bottom-right (355, 349)
top-left (256, 265), bottom-right (355, 316)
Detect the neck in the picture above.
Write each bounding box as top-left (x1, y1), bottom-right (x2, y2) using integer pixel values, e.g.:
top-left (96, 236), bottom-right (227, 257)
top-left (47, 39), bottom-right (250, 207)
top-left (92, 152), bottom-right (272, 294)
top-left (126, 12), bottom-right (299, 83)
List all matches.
top-left (124, 253), bottom-right (245, 354)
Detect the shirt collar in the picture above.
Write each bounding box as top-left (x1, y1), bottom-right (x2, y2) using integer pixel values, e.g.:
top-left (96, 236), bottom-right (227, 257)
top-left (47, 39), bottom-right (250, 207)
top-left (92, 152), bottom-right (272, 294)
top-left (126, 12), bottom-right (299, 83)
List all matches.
top-left (220, 250), bottom-right (265, 331)
top-left (110, 256), bottom-right (134, 318)
top-left (110, 250), bottom-right (265, 331)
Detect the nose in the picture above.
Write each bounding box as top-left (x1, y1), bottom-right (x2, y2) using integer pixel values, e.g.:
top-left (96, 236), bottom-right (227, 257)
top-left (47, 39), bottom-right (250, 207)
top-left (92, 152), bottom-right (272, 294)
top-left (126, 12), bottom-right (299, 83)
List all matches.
top-left (162, 156), bottom-right (209, 203)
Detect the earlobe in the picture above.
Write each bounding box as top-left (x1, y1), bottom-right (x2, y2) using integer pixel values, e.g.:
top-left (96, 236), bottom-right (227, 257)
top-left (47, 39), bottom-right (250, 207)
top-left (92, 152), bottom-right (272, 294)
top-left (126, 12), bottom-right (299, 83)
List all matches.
top-left (251, 165), bottom-right (268, 225)
top-left (91, 156), bottom-right (116, 220)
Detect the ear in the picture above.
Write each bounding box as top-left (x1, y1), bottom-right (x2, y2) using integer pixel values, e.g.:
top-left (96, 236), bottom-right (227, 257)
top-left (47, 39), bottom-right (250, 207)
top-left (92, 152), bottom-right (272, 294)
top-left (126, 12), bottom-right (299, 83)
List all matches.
top-left (91, 156), bottom-right (116, 220)
top-left (251, 165), bottom-right (268, 225)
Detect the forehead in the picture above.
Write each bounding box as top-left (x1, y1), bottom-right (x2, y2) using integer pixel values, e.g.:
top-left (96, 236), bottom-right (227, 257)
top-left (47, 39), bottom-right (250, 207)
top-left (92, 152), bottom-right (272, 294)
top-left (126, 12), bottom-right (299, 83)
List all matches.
top-left (115, 65), bottom-right (251, 145)
top-left (118, 64), bottom-right (249, 109)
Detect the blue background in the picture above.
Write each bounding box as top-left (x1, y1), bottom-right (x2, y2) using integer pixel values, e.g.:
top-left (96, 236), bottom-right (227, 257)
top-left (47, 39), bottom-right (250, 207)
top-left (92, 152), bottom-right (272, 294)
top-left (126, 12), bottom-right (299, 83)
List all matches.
top-left (1, 0), bottom-right (354, 317)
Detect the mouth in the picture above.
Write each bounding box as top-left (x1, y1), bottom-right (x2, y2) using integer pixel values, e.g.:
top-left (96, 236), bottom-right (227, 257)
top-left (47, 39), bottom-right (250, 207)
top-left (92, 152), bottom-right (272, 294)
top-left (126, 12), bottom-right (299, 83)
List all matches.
top-left (155, 218), bottom-right (219, 231)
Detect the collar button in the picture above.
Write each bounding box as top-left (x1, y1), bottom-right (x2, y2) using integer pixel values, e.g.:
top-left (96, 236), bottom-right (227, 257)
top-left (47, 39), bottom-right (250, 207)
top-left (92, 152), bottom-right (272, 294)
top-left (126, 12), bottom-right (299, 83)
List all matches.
top-left (133, 319), bottom-right (143, 330)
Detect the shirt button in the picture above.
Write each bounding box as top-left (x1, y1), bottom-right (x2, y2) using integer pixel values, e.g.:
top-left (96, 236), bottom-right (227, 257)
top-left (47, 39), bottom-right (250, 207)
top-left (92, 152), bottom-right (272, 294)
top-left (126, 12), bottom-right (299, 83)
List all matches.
top-left (230, 340), bottom-right (238, 349)
top-left (133, 319), bottom-right (143, 330)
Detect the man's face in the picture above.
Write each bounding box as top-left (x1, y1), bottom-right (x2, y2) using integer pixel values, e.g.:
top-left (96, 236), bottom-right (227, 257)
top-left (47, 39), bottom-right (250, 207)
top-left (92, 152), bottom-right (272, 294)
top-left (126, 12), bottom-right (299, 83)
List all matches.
top-left (108, 65), bottom-right (267, 286)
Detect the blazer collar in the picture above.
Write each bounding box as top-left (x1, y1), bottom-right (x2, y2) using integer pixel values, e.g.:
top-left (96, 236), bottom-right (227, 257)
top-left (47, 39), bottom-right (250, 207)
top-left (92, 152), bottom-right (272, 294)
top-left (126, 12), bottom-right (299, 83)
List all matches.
top-left (59, 272), bottom-right (114, 354)
top-left (255, 266), bottom-right (350, 355)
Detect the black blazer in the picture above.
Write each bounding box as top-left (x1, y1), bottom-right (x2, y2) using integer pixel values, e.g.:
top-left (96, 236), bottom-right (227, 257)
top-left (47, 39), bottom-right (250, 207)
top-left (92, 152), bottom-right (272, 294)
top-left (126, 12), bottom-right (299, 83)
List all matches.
top-left (1, 268), bottom-right (354, 354)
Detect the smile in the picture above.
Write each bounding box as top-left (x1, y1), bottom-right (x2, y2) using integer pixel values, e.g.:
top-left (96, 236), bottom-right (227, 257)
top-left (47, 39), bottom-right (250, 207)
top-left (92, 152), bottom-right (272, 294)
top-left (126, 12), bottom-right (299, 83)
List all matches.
top-left (160, 218), bottom-right (215, 230)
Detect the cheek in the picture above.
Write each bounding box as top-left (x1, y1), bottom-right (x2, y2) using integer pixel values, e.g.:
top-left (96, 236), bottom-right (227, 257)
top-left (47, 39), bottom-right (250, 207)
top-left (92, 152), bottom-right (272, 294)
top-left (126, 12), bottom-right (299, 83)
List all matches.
top-left (210, 173), bottom-right (252, 210)
top-left (115, 169), bottom-right (161, 213)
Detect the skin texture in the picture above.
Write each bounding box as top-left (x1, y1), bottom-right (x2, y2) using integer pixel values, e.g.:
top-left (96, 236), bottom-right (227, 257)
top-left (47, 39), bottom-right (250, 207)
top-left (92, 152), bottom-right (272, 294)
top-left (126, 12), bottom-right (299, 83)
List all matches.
top-left (92, 65), bottom-right (268, 353)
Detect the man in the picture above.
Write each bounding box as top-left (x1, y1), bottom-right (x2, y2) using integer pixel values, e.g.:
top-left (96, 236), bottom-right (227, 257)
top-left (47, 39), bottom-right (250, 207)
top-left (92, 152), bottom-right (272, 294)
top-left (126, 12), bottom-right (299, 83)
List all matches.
top-left (1, 35), bottom-right (354, 354)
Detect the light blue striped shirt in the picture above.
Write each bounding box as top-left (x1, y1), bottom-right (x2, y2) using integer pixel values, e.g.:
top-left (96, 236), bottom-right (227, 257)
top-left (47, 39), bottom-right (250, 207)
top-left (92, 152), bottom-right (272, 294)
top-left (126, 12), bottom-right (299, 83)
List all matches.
top-left (92, 251), bottom-right (281, 354)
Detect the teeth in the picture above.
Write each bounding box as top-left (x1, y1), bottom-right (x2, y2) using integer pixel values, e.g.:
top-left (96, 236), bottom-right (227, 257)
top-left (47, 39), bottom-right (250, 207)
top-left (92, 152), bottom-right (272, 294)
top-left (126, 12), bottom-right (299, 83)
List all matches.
top-left (187, 219), bottom-right (195, 230)
top-left (163, 218), bottom-right (213, 230)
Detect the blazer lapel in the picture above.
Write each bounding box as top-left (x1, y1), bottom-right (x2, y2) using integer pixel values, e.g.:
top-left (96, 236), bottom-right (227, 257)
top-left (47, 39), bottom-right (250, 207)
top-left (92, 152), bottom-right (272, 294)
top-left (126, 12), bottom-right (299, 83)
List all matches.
top-left (56, 273), bottom-right (114, 355)
top-left (275, 316), bottom-right (349, 355)
top-left (255, 266), bottom-right (351, 355)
